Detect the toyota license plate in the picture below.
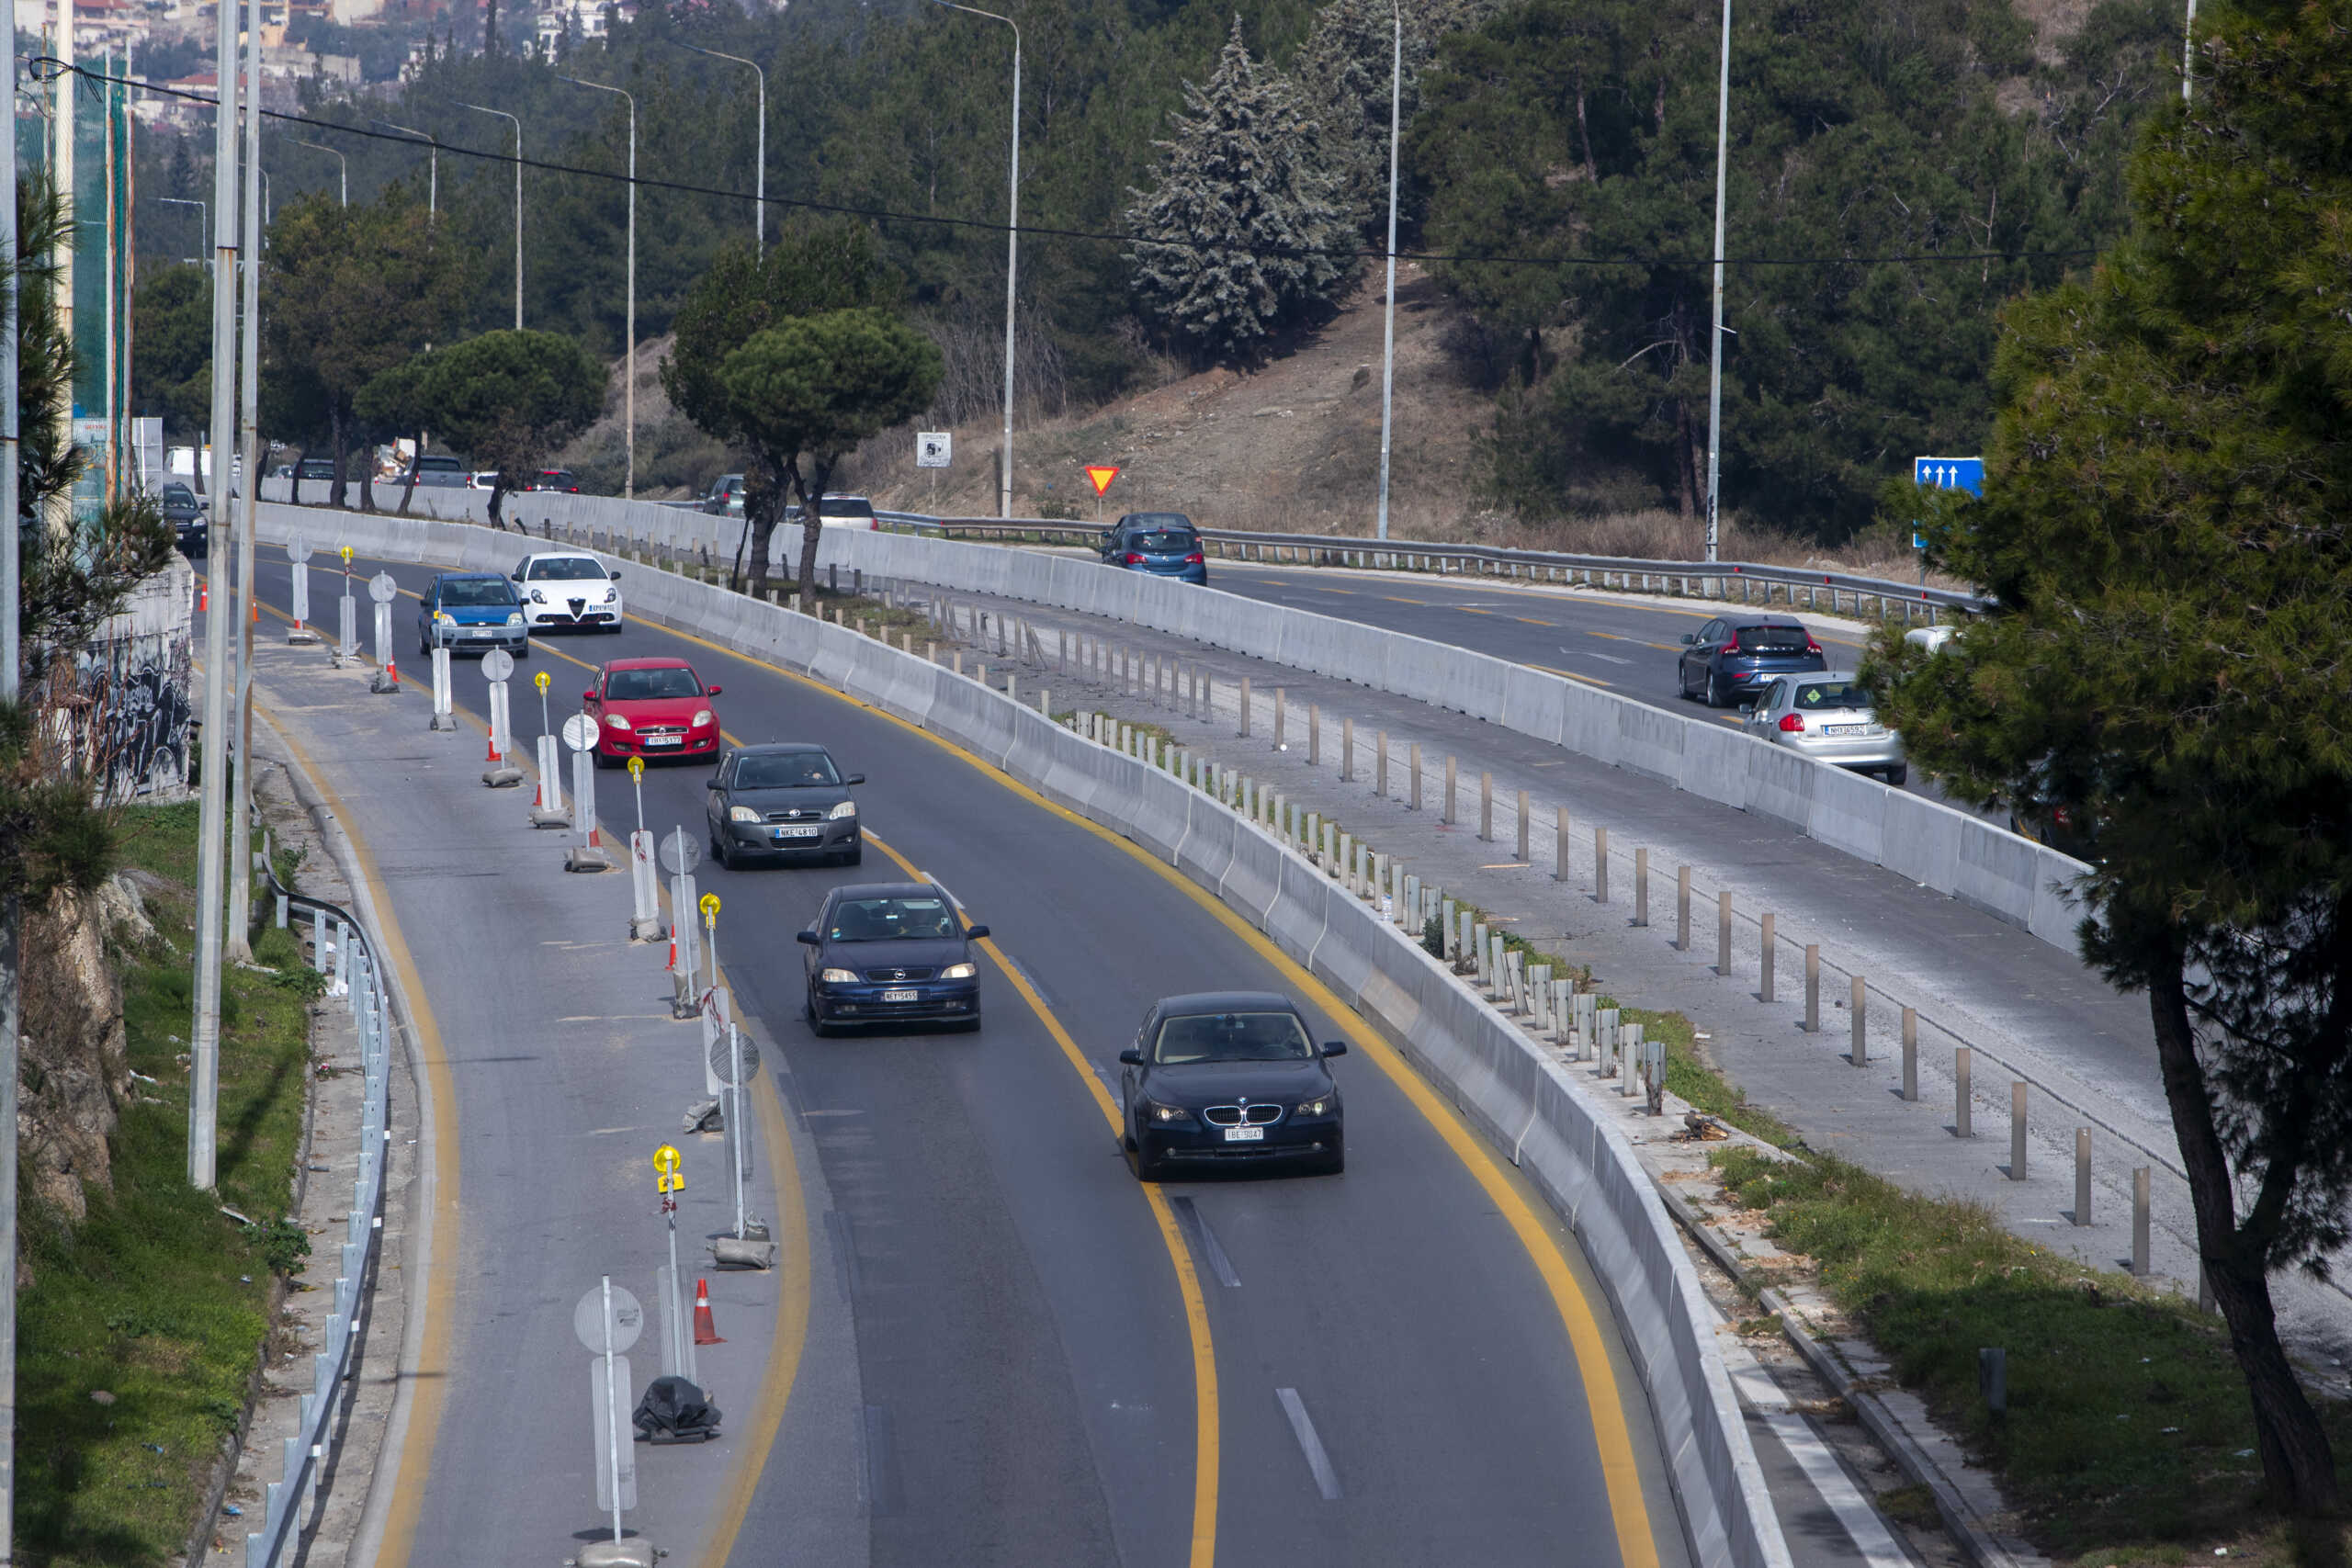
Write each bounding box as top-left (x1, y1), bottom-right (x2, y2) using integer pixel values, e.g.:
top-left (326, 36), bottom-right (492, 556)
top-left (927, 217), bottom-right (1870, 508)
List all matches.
top-left (881, 988), bottom-right (920, 1003)
top-left (1822, 724), bottom-right (1865, 736)
top-left (774, 827), bottom-right (820, 840)
top-left (1223, 1125), bottom-right (1265, 1143)
top-left (642, 735), bottom-right (682, 748)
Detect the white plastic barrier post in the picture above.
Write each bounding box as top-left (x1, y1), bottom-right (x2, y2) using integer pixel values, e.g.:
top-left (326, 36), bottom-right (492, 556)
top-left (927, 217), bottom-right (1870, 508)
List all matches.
top-left (563, 713), bottom-right (608, 870)
top-left (481, 654), bottom-right (525, 786)
top-left (288, 558), bottom-right (311, 639)
top-left (369, 602), bottom-right (396, 693)
top-left (428, 647), bottom-right (454, 730)
top-left (629, 829), bottom-right (661, 940)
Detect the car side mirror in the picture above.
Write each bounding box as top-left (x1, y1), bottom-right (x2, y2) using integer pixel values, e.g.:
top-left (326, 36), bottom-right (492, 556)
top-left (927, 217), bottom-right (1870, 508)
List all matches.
top-left (963, 923), bottom-right (989, 941)
top-left (609, 569), bottom-right (623, 580)
top-left (844, 773), bottom-right (865, 786)
top-left (583, 689), bottom-right (596, 703)
top-left (511, 571), bottom-right (524, 580)
top-left (1118, 1048), bottom-right (1144, 1066)
top-left (707, 685), bottom-right (723, 696)
top-left (1679, 633), bottom-right (1696, 645)
top-left (795, 930), bottom-right (819, 946)
top-left (1321, 1041), bottom-right (1349, 1057)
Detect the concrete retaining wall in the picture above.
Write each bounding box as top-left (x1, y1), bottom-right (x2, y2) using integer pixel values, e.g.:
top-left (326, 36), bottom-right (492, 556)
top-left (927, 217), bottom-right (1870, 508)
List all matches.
top-left (254, 500), bottom-right (1792, 1568)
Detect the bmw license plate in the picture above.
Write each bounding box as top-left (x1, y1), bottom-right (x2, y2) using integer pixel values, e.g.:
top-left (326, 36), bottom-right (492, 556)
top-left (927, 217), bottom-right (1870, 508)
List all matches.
top-left (1223, 1126), bottom-right (1265, 1143)
top-left (881, 988), bottom-right (919, 1003)
top-left (642, 735), bottom-right (682, 748)
top-left (1822, 724), bottom-right (1864, 736)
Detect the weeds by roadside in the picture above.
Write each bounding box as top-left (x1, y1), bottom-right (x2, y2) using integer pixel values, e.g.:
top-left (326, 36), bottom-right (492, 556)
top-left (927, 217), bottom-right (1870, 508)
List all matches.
top-left (17, 801), bottom-right (315, 1568)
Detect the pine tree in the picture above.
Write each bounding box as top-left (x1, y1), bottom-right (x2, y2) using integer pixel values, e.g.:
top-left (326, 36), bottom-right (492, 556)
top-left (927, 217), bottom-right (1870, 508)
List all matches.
top-left (1125, 17), bottom-right (1353, 364)
top-left (1293, 0), bottom-right (1496, 236)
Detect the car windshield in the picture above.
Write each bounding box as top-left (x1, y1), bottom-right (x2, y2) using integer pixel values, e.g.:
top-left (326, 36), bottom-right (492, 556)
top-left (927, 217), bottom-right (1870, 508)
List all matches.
top-left (440, 580), bottom-right (514, 608)
top-left (1154, 1010), bottom-right (1313, 1065)
top-left (1124, 513), bottom-right (1193, 529)
top-left (605, 667), bottom-right (703, 701)
top-left (416, 457), bottom-right (461, 471)
top-left (1736, 625), bottom-right (1810, 652)
top-left (826, 897), bottom-right (958, 942)
top-left (737, 752), bottom-right (839, 788)
top-left (162, 485), bottom-right (195, 505)
top-left (1134, 531), bottom-right (1195, 552)
top-left (1793, 681), bottom-right (1870, 710)
top-left (528, 558), bottom-right (608, 581)
top-left (819, 497), bottom-right (874, 517)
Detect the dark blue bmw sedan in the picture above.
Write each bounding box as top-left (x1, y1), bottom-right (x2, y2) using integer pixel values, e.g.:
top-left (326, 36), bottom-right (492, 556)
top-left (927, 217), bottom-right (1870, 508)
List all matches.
top-left (1119, 991), bottom-right (1346, 1179)
top-left (797, 881), bottom-right (988, 1035)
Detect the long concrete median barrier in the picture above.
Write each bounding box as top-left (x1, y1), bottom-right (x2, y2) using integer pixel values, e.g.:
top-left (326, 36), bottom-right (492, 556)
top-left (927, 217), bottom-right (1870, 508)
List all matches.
top-left (256, 500), bottom-right (1793, 1568)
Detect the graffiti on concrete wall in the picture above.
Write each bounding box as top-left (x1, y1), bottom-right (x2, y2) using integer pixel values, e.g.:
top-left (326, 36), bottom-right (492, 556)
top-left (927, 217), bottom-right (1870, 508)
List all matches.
top-left (71, 557), bottom-right (196, 801)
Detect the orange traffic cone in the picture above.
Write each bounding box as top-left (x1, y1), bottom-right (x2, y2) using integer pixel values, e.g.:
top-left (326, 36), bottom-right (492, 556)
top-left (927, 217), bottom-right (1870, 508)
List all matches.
top-left (693, 1278), bottom-right (725, 1345)
top-left (484, 731), bottom-right (501, 763)
top-left (197, 581), bottom-right (208, 613)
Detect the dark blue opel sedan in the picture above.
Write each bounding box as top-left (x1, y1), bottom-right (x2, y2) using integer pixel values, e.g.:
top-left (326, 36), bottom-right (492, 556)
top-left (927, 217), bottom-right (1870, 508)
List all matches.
top-left (797, 882), bottom-right (988, 1035)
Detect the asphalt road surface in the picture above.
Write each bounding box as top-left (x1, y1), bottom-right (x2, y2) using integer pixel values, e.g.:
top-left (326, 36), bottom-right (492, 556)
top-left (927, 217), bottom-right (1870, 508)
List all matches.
top-left (243, 554), bottom-right (1717, 1568)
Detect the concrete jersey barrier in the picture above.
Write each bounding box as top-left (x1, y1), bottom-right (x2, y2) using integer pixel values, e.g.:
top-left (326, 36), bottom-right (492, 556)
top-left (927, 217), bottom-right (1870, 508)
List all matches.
top-left (254, 500), bottom-right (1794, 1568)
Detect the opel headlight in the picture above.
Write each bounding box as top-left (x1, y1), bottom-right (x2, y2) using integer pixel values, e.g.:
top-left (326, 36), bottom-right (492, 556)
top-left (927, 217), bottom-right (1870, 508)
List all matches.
top-left (819, 967), bottom-right (857, 983)
top-left (1295, 1095), bottom-right (1333, 1117)
top-left (940, 961), bottom-right (977, 979)
top-left (604, 713), bottom-right (632, 730)
top-left (691, 708), bottom-right (714, 728)
top-left (506, 611), bottom-right (524, 626)
top-left (728, 805), bottom-right (761, 823)
top-left (1148, 1100), bottom-right (1195, 1125)
top-left (827, 798), bottom-right (857, 819)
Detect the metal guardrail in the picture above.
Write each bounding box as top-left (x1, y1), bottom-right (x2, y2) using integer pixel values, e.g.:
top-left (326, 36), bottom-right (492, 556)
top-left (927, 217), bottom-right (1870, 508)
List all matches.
top-left (873, 510), bottom-right (1985, 622)
top-left (240, 857), bottom-right (394, 1568)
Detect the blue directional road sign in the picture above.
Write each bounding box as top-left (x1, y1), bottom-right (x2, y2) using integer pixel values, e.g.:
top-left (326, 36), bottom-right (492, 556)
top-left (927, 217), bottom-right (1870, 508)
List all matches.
top-left (1913, 456), bottom-right (1984, 496)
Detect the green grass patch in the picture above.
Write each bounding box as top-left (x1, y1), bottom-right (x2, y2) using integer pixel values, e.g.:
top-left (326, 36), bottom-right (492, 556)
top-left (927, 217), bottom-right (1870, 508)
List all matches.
top-left (17, 799), bottom-right (317, 1567)
top-left (1603, 1003), bottom-right (1799, 1147)
top-left (1713, 1146), bottom-right (2352, 1562)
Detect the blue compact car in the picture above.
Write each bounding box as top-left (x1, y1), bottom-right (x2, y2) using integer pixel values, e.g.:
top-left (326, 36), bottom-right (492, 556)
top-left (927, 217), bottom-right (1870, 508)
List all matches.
top-left (1099, 513), bottom-right (1208, 585)
top-left (416, 571), bottom-right (528, 659)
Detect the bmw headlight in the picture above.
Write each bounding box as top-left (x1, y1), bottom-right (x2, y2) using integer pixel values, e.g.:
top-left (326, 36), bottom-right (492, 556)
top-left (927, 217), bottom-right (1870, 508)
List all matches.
top-left (940, 961), bottom-right (977, 979)
top-left (827, 798), bottom-right (857, 819)
top-left (819, 967), bottom-right (858, 983)
top-left (728, 805), bottom-right (762, 823)
top-left (1147, 1100), bottom-right (1195, 1125)
top-left (506, 611), bottom-right (525, 626)
top-left (691, 708), bottom-right (715, 728)
top-left (604, 712), bottom-right (632, 730)
top-left (1295, 1095), bottom-right (1333, 1116)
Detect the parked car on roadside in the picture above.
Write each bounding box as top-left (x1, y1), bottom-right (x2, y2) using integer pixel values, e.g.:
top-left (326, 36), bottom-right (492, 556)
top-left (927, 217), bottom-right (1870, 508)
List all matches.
top-left (1741, 672), bottom-right (1905, 784)
top-left (1676, 614), bottom-right (1826, 707)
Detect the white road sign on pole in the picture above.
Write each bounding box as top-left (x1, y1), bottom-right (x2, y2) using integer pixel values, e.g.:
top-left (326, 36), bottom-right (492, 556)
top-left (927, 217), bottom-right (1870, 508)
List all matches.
top-left (916, 432), bottom-right (952, 468)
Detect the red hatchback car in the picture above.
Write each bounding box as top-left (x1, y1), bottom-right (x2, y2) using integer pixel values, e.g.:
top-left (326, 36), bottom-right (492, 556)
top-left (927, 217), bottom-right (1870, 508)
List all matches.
top-left (585, 657), bottom-right (722, 766)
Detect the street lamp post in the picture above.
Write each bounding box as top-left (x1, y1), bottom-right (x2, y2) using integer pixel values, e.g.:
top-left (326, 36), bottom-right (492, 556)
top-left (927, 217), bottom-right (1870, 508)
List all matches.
top-left (927, 0), bottom-right (1018, 519)
top-left (1374, 0), bottom-right (1400, 543)
top-left (556, 74), bottom-right (635, 499)
top-left (370, 118), bottom-right (437, 218)
top-left (670, 41), bottom-right (763, 255)
top-left (290, 138), bottom-right (346, 207)
top-left (1702, 0), bottom-right (1732, 564)
top-left (454, 100), bottom-right (523, 329)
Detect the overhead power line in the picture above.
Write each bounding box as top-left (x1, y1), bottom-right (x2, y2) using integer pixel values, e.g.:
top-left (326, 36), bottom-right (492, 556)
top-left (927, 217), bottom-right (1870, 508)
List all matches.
top-left (56, 58), bottom-right (2102, 274)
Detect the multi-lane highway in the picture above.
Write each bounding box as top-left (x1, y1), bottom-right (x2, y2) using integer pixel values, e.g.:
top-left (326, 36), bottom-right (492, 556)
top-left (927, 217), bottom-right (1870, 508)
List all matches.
top-left (244, 551), bottom-right (1704, 1567)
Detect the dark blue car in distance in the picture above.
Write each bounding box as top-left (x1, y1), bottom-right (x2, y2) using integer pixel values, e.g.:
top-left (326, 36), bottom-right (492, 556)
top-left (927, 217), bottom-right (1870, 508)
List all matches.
top-left (1676, 613), bottom-right (1825, 707)
top-left (797, 881), bottom-right (988, 1034)
top-left (1100, 513), bottom-right (1208, 585)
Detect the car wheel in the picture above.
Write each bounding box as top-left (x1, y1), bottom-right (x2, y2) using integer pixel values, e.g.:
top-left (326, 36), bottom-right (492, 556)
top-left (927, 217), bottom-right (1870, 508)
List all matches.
top-left (709, 830), bottom-right (729, 868)
top-left (1317, 1133), bottom-right (1347, 1176)
top-left (1677, 662), bottom-right (1692, 700)
top-left (806, 992), bottom-right (834, 1038)
top-left (514, 645), bottom-right (530, 660)
top-left (842, 845), bottom-right (863, 867)
top-left (1883, 763), bottom-right (1908, 787)
top-left (1705, 671), bottom-right (1725, 708)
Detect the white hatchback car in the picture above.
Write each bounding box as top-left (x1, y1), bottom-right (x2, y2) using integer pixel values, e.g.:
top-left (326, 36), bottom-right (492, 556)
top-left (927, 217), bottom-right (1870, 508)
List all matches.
top-left (1742, 671), bottom-right (1906, 785)
top-left (511, 551), bottom-right (625, 633)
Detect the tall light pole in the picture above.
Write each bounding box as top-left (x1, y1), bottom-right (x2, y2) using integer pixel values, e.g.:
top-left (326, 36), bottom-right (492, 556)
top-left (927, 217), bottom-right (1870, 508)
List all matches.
top-left (2181, 0), bottom-right (2199, 101)
top-left (0, 18), bottom-right (21, 1565)
top-left (370, 118), bottom-right (437, 218)
top-left (290, 138), bottom-right (345, 207)
top-left (454, 100), bottom-right (523, 328)
top-left (191, 0), bottom-right (243, 1190)
top-left (670, 41), bottom-right (763, 255)
top-left (1374, 0), bottom-right (1401, 543)
top-left (1701, 0), bottom-right (1731, 564)
top-left (226, 0), bottom-right (263, 964)
top-left (556, 75), bottom-right (634, 498)
top-left (927, 0), bottom-right (1017, 519)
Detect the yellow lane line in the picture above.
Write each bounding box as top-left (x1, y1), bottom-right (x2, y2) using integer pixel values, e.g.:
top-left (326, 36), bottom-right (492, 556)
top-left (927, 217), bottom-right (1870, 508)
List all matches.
top-left (627, 609), bottom-right (1665, 1566)
top-left (863, 830), bottom-right (1221, 1568)
top-left (262, 716), bottom-right (461, 1568)
top-left (1532, 663), bottom-right (1613, 689)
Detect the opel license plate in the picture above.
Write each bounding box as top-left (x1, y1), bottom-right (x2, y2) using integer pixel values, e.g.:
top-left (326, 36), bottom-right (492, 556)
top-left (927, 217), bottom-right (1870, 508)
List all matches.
top-left (881, 988), bottom-right (920, 1003)
top-left (1223, 1125), bottom-right (1265, 1143)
